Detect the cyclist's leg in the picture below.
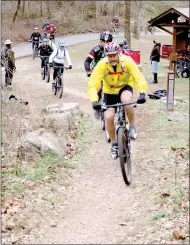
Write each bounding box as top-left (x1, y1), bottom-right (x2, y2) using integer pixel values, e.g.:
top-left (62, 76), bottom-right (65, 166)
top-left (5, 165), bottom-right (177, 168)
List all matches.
top-left (104, 94), bottom-right (118, 143)
top-left (52, 61), bottom-right (58, 81)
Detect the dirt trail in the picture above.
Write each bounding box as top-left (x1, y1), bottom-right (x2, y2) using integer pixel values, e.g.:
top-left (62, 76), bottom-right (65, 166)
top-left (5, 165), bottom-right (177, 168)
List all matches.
top-left (5, 45), bottom-right (188, 244)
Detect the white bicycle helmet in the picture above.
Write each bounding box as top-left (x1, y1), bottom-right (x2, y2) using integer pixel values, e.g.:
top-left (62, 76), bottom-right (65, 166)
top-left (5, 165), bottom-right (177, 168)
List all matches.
top-left (104, 42), bottom-right (120, 55)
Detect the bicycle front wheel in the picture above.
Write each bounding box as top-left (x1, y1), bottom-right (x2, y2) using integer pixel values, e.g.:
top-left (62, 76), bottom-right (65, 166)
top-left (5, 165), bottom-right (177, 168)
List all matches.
top-left (117, 127), bottom-right (132, 185)
top-left (46, 64), bottom-right (50, 83)
top-left (33, 48), bottom-right (35, 59)
top-left (56, 76), bottom-right (63, 98)
top-left (42, 66), bottom-right (45, 80)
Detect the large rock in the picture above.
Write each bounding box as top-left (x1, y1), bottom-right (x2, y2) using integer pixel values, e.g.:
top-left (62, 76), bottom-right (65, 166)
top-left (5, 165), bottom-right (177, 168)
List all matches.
top-left (44, 103), bottom-right (81, 116)
top-left (42, 103), bottom-right (82, 137)
top-left (18, 128), bottom-right (67, 160)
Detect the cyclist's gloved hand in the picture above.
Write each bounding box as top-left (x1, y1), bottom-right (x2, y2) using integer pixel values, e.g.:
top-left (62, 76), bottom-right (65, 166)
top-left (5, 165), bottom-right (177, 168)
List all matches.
top-left (137, 92), bottom-right (146, 104)
top-left (92, 102), bottom-right (101, 111)
top-left (69, 65), bottom-right (72, 69)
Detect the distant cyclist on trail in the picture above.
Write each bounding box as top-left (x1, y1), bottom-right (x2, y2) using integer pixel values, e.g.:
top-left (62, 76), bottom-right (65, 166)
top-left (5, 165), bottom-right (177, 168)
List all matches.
top-left (37, 39), bottom-right (53, 74)
top-left (29, 27), bottom-right (42, 50)
top-left (49, 40), bottom-right (72, 85)
top-left (42, 19), bottom-right (51, 30)
top-left (112, 16), bottom-right (120, 28)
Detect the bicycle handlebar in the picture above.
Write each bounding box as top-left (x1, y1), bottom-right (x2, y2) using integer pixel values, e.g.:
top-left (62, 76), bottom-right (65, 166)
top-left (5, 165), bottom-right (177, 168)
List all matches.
top-left (29, 40), bottom-right (42, 43)
top-left (101, 102), bottom-right (138, 110)
top-left (51, 65), bottom-right (70, 70)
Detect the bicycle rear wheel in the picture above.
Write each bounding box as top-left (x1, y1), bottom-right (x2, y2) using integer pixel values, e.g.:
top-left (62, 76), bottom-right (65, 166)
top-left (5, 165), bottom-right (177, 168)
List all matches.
top-left (42, 66), bottom-right (45, 80)
top-left (46, 64), bottom-right (50, 83)
top-left (52, 78), bottom-right (57, 95)
top-left (117, 127), bottom-right (132, 185)
top-left (56, 76), bottom-right (63, 98)
top-left (33, 48), bottom-right (35, 59)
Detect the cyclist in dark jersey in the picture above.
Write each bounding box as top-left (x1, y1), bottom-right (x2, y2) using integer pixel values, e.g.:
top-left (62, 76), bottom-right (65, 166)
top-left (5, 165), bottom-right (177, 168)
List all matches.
top-left (84, 31), bottom-right (113, 77)
top-left (84, 31), bottom-right (113, 119)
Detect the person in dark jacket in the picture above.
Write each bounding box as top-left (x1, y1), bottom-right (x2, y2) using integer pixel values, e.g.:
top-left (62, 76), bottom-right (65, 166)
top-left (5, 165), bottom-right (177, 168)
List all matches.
top-left (1, 39), bottom-right (16, 87)
top-left (150, 39), bottom-right (161, 83)
top-left (37, 39), bottom-right (53, 74)
top-left (29, 27), bottom-right (42, 50)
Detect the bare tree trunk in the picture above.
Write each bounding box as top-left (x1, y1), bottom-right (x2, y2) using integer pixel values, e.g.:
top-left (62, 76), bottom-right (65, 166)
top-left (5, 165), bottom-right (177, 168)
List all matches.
top-left (40, 0), bottom-right (43, 19)
top-left (124, 0), bottom-right (131, 48)
top-left (10, 0), bottom-right (21, 29)
top-left (112, 2), bottom-right (116, 18)
top-left (96, 1), bottom-right (100, 21)
top-left (132, 1), bottom-right (141, 39)
top-left (21, 0), bottom-right (25, 18)
top-left (46, 1), bottom-right (51, 19)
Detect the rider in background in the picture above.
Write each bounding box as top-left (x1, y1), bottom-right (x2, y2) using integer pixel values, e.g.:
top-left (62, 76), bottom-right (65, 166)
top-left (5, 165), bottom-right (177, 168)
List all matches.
top-left (49, 40), bottom-right (72, 84)
top-left (115, 39), bottom-right (125, 55)
top-left (112, 16), bottom-right (120, 28)
top-left (29, 27), bottom-right (42, 50)
top-left (84, 31), bottom-right (113, 77)
top-left (37, 39), bottom-right (53, 74)
top-left (84, 31), bottom-right (113, 119)
top-left (46, 34), bottom-right (56, 49)
top-left (87, 42), bottom-right (147, 159)
top-left (46, 22), bottom-right (56, 41)
top-left (42, 19), bottom-right (51, 30)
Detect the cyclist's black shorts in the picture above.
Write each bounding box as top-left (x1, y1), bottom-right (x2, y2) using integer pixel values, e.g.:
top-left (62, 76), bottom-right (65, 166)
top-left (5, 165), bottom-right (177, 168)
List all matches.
top-left (103, 84), bottom-right (133, 107)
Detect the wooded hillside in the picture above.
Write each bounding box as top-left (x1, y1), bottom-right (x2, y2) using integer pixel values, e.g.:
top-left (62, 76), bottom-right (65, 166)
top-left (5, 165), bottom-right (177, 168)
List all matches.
top-left (2, 0), bottom-right (189, 43)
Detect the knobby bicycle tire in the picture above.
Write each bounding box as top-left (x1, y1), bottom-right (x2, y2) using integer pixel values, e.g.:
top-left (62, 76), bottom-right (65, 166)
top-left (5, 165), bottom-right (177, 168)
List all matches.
top-left (42, 66), bottom-right (46, 80)
top-left (117, 127), bottom-right (132, 185)
top-left (56, 76), bottom-right (63, 98)
top-left (33, 48), bottom-right (35, 59)
top-left (46, 64), bottom-right (50, 83)
top-left (52, 77), bottom-right (57, 95)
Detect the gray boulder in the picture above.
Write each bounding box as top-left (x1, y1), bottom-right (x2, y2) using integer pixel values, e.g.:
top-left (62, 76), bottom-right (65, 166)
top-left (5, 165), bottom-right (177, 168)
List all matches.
top-left (18, 128), bottom-right (67, 160)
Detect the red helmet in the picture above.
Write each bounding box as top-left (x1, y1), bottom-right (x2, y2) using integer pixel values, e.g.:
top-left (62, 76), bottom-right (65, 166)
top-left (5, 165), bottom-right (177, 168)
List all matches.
top-left (104, 42), bottom-right (120, 55)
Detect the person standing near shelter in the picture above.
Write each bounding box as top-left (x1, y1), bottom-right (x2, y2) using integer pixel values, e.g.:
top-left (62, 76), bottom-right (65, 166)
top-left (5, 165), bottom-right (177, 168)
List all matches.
top-left (150, 39), bottom-right (161, 83)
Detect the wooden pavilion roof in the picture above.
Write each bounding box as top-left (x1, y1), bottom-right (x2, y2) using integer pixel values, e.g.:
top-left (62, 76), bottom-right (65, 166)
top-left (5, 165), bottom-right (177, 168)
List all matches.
top-left (148, 8), bottom-right (190, 28)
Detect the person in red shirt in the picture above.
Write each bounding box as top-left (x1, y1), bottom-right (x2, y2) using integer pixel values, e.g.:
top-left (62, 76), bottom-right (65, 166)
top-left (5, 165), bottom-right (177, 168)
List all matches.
top-left (46, 23), bottom-right (56, 42)
top-left (112, 16), bottom-right (120, 27)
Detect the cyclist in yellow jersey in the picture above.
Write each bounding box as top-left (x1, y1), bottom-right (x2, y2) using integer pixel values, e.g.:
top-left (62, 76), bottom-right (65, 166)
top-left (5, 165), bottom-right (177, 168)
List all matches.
top-left (87, 42), bottom-right (148, 159)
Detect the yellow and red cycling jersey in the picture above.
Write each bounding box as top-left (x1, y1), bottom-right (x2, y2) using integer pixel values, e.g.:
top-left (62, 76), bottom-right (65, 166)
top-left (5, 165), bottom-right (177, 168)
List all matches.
top-left (87, 54), bottom-right (148, 102)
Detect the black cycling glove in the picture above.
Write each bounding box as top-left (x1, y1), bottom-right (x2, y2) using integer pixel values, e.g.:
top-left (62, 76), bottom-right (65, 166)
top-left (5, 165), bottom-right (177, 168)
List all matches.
top-left (69, 65), bottom-right (72, 69)
top-left (137, 92), bottom-right (146, 104)
top-left (92, 102), bottom-right (101, 111)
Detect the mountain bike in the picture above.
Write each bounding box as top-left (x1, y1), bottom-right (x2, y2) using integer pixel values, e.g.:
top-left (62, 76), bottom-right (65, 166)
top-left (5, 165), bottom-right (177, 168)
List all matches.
top-left (110, 23), bottom-right (120, 35)
top-left (29, 40), bottom-right (40, 59)
top-left (40, 56), bottom-right (50, 83)
top-left (102, 101), bottom-right (138, 185)
top-left (145, 25), bottom-right (156, 35)
top-left (51, 65), bottom-right (70, 98)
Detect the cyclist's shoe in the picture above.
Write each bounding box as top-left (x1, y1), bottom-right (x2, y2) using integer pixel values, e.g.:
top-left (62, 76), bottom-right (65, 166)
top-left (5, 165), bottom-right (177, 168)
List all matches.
top-left (94, 110), bottom-right (100, 120)
top-left (110, 143), bottom-right (118, 160)
top-left (129, 127), bottom-right (137, 139)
